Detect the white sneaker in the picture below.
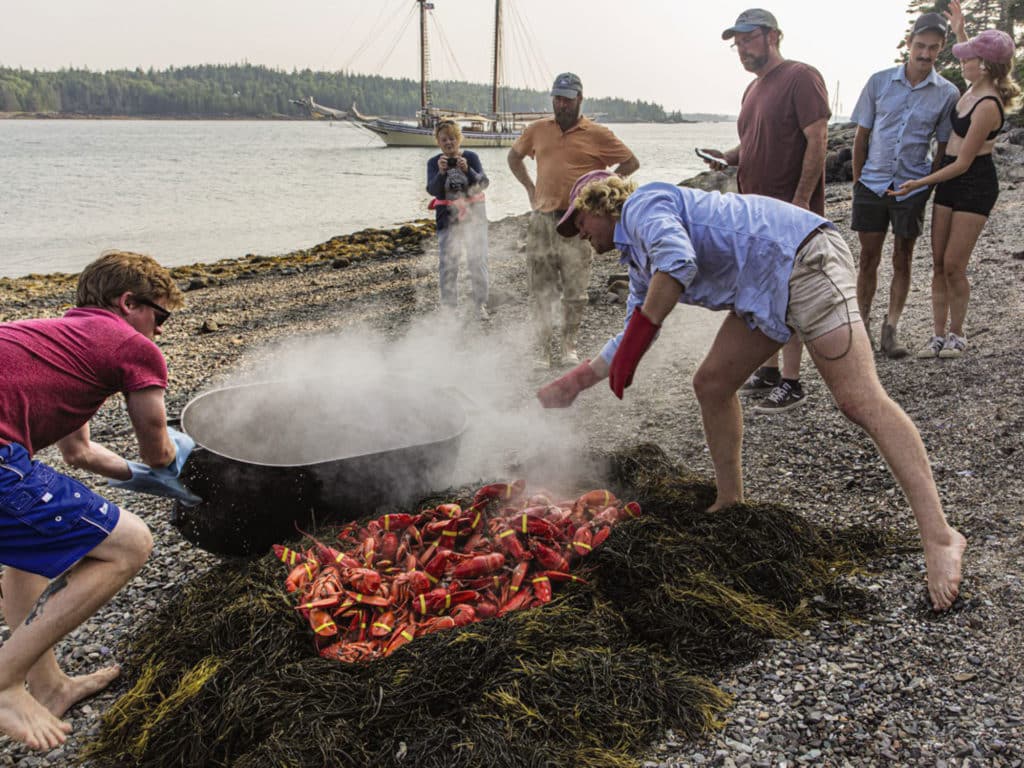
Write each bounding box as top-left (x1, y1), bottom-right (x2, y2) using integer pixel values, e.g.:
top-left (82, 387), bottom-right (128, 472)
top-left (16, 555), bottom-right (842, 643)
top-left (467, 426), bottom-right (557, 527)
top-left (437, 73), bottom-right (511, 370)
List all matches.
top-left (477, 304), bottom-right (491, 321)
top-left (916, 335), bottom-right (945, 359)
top-left (938, 332), bottom-right (967, 358)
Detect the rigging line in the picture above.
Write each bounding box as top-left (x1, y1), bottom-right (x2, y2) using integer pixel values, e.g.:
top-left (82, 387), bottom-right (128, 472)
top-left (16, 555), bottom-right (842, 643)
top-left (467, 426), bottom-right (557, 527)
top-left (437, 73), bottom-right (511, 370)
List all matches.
top-left (506, 1), bottom-right (552, 91)
top-left (342, 0), bottom-right (404, 73)
top-left (505, 7), bottom-right (547, 104)
top-left (505, 9), bottom-right (549, 105)
top-left (431, 9), bottom-right (468, 84)
top-left (373, 3), bottom-right (419, 77)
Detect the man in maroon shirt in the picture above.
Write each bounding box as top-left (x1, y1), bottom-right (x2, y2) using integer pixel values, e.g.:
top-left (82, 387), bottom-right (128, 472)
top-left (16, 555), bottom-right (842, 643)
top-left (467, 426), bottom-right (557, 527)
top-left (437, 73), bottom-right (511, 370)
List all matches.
top-left (0, 251), bottom-right (185, 751)
top-left (700, 8), bottom-right (831, 414)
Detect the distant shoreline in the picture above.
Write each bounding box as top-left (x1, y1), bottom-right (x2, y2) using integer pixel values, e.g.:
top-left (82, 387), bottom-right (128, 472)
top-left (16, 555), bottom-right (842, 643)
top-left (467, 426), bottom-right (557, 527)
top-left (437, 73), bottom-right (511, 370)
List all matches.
top-left (0, 112), bottom-right (735, 124)
top-left (0, 112), bottom-right (307, 121)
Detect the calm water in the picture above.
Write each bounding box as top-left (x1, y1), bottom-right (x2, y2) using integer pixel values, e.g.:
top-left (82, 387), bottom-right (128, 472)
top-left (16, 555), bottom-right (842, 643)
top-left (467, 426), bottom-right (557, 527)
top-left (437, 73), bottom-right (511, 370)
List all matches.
top-left (0, 119), bottom-right (738, 278)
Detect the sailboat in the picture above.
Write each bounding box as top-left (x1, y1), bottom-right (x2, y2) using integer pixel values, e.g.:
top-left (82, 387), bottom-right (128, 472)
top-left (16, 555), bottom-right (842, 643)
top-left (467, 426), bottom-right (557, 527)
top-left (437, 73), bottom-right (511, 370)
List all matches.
top-left (345, 0), bottom-right (547, 148)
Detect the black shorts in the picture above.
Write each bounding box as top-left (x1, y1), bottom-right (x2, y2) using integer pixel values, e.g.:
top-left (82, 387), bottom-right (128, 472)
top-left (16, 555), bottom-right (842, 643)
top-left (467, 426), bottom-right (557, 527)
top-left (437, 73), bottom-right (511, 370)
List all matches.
top-left (851, 180), bottom-right (931, 239)
top-left (933, 154), bottom-right (998, 217)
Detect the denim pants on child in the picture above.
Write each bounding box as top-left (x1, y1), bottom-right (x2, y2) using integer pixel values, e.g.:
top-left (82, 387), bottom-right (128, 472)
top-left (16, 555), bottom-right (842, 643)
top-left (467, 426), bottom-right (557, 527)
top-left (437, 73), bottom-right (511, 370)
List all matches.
top-left (438, 204), bottom-right (488, 309)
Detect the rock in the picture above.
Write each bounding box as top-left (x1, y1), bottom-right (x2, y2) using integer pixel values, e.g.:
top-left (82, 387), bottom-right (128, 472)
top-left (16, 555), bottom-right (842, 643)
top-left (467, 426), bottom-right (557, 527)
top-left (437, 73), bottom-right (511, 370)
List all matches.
top-left (200, 319), bottom-right (219, 333)
top-left (679, 168), bottom-right (738, 193)
top-left (998, 127), bottom-right (1024, 146)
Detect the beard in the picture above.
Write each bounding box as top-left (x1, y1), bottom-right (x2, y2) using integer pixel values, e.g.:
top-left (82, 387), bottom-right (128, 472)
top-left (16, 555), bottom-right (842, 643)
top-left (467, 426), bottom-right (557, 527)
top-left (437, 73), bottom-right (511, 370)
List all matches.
top-left (741, 52), bottom-right (769, 73)
top-left (554, 102), bottom-right (581, 130)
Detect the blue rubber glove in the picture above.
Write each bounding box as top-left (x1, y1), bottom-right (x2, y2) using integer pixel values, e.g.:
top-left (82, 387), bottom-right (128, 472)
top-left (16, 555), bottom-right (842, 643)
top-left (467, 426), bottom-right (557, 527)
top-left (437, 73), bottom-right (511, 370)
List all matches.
top-left (165, 427), bottom-right (195, 476)
top-left (109, 427), bottom-right (202, 506)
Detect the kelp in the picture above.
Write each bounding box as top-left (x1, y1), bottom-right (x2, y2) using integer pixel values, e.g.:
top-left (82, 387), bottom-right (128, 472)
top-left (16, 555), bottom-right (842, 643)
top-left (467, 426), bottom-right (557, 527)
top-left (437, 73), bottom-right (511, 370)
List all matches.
top-left (81, 443), bottom-right (889, 768)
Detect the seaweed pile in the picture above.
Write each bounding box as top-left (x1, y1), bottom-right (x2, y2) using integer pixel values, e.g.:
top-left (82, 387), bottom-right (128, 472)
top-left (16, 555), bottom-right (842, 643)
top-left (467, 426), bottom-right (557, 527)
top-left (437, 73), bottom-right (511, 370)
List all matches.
top-left (82, 444), bottom-right (887, 768)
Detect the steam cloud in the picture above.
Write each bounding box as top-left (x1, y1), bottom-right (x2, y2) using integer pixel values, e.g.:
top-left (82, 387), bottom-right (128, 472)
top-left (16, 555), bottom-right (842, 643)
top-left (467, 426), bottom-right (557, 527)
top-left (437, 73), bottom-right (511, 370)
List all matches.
top-left (183, 307), bottom-right (609, 507)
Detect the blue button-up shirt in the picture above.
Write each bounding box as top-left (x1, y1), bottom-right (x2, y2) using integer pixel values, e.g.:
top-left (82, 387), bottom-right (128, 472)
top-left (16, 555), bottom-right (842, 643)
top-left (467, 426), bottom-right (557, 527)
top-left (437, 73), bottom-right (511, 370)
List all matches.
top-left (851, 65), bottom-right (959, 201)
top-left (598, 183), bottom-right (831, 362)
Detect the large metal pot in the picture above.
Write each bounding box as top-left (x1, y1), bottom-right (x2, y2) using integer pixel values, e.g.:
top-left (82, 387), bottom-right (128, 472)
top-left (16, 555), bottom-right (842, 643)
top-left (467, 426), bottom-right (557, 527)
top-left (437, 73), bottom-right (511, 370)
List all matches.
top-left (171, 378), bottom-right (468, 557)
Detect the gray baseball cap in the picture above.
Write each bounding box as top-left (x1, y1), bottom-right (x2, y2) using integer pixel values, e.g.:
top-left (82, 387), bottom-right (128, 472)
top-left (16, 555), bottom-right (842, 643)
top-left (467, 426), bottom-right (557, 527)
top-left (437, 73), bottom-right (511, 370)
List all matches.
top-left (911, 12), bottom-right (950, 38)
top-left (721, 8), bottom-right (779, 39)
top-left (551, 72), bottom-right (582, 98)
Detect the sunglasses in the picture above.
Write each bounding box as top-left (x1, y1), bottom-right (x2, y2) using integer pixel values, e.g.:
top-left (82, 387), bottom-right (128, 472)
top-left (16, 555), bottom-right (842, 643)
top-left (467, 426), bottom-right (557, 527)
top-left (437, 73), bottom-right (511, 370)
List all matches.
top-left (136, 297), bottom-right (171, 326)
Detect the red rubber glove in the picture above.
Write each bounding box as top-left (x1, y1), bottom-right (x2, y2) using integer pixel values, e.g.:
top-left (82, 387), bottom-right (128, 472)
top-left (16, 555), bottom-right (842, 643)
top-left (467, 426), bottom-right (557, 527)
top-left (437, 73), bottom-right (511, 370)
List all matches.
top-left (536, 360), bottom-right (601, 408)
top-left (608, 309), bottom-right (660, 399)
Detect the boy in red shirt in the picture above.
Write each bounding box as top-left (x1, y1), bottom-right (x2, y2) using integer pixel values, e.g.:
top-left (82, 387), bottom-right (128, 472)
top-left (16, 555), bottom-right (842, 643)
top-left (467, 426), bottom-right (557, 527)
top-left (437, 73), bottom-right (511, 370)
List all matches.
top-left (0, 251), bottom-right (188, 750)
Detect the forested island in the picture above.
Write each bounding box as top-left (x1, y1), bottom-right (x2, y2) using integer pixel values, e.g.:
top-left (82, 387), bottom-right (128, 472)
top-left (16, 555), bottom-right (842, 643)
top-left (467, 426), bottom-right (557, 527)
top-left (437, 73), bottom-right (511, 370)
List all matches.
top-left (0, 64), bottom-right (727, 122)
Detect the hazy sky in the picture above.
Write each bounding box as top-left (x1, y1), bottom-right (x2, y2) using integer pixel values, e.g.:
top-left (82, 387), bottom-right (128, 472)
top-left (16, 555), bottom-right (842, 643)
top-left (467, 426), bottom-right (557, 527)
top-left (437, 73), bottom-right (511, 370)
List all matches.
top-left (3, 0), bottom-right (919, 116)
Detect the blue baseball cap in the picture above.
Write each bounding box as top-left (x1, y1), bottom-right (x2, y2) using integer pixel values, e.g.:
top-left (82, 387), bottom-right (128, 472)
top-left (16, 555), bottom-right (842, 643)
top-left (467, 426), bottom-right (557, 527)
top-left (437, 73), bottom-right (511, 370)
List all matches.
top-left (722, 8), bottom-right (779, 39)
top-left (551, 72), bottom-right (582, 98)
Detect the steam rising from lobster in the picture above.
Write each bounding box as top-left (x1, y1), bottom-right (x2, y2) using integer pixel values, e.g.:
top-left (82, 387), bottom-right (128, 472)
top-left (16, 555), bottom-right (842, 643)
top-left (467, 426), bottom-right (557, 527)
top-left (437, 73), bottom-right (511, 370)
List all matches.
top-left (275, 481), bottom-right (641, 663)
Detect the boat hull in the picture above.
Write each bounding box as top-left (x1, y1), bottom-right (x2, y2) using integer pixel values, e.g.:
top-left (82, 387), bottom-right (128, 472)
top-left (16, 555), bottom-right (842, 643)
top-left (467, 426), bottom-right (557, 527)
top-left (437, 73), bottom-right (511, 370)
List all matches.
top-left (353, 119), bottom-right (519, 148)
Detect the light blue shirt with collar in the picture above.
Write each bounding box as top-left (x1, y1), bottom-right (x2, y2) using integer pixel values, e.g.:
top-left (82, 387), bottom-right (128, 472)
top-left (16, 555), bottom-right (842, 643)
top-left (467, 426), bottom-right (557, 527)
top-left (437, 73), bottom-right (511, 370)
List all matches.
top-left (597, 183), bottom-right (831, 363)
top-left (851, 65), bottom-right (959, 201)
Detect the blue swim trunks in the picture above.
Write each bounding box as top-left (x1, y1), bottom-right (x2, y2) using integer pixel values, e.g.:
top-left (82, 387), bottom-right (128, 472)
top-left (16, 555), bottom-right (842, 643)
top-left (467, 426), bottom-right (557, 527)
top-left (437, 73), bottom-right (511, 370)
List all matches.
top-left (0, 442), bottom-right (120, 579)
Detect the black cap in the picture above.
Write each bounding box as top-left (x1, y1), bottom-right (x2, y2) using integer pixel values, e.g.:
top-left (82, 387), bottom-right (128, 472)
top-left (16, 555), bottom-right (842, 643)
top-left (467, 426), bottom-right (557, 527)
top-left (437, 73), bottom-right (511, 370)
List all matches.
top-left (911, 12), bottom-right (949, 38)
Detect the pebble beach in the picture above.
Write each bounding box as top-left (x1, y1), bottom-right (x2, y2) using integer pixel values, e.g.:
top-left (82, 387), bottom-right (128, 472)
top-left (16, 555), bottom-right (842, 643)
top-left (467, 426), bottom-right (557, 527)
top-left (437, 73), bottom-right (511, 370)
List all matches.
top-left (1, 150), bottom-right (1024, 765)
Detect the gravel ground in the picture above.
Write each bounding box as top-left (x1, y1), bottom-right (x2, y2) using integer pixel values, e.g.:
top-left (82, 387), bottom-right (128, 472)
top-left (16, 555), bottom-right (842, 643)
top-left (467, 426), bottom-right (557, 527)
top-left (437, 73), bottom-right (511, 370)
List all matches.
top-left (1, 177), bottom-right (1023, 767)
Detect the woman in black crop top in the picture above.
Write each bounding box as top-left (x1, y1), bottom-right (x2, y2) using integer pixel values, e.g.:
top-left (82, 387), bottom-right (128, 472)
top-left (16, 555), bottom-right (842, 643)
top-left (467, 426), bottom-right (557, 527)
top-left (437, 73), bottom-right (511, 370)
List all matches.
top-left (890, 1), bottom-right (1019, 360)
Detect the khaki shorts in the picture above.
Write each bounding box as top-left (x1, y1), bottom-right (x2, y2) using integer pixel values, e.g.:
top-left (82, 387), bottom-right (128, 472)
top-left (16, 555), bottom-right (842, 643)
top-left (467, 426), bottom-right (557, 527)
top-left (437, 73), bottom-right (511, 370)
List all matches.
top-left (785, 227), bottom-right (861, 342)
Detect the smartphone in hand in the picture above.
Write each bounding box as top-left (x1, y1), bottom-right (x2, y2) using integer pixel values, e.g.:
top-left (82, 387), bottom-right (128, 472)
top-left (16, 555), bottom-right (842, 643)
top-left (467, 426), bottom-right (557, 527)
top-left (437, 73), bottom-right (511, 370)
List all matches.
top-left (695, 148), bottom-right (724, 164)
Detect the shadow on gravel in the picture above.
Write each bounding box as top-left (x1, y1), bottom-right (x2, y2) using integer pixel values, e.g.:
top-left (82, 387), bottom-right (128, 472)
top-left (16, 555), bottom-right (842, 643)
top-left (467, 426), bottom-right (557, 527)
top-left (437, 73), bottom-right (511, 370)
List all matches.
top-left (81, 443), bottom-right (891, 768)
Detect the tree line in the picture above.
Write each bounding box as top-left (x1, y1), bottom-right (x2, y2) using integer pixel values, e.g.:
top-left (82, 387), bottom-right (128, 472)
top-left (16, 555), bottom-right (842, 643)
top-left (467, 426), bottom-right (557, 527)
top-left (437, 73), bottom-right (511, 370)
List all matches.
top-left (0, 64), bottom-right (690, 122)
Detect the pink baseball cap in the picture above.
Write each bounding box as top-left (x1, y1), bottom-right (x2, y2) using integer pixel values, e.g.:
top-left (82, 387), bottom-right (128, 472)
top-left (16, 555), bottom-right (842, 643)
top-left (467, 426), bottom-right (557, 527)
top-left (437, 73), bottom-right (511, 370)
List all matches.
top-left (953, 29), bottom-right (1015, 64)
top-left (556, 170), bottom-right (614, 237)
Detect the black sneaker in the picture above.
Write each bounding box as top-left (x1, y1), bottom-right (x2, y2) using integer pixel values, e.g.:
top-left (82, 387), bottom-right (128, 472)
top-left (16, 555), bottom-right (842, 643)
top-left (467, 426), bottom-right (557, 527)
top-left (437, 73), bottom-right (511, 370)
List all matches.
top-left (739, 366), bottom-right (781, 394)
top-left (753, 380), bottom-right (807, 414)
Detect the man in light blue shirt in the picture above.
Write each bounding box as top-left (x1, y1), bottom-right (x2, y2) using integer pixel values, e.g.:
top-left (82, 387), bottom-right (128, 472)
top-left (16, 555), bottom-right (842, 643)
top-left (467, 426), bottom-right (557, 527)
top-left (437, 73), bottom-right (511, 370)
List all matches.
top-left (537, 171), bottom-right (966, 613)
top-left (850, 12), bottom-right (959, 358)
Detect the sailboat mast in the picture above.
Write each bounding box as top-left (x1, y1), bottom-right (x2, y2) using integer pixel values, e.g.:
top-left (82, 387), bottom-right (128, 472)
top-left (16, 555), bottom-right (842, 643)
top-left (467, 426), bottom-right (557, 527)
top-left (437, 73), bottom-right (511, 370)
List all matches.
top-left (491, 0), bottom-right (503, 114)
top-left (419, 0), bottom-right (432, 110)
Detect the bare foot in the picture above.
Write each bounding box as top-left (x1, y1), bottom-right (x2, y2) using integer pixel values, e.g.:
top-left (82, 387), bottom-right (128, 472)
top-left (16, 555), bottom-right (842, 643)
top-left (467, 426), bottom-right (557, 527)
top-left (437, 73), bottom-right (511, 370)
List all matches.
top-left (30, 665), bottom-right (121, 719)
top-left (923, 528), bottom-right (968, 611)
top-left (0, 684), bottom-right (71, 751)
top-left (706, 496), bottom-right (740, 513)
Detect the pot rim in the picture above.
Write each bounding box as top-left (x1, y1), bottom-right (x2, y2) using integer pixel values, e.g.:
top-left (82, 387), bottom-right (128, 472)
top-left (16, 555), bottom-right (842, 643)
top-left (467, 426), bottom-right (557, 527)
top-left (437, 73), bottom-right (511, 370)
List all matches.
top-left (179, 379), bottom-right (468, 469)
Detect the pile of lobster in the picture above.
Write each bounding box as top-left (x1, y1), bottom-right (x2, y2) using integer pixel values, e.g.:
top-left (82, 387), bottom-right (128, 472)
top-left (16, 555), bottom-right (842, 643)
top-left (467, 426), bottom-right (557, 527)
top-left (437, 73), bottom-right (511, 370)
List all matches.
top-left (274, 481), bottom-right (641, 663)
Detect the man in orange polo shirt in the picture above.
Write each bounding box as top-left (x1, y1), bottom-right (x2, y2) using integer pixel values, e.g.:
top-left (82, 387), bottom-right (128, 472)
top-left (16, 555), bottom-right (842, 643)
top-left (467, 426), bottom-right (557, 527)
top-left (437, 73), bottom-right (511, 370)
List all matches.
top-left (508, 72), bottom-right (639, 368)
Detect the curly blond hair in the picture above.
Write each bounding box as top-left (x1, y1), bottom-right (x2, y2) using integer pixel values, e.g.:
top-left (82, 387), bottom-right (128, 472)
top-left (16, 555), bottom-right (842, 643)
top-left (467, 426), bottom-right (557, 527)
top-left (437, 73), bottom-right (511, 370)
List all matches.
top-left (76, 251), bottom-right (184, 310)
top-left (573, 175), bottom-right (638, 219)
top-left (433, 119), bottom-right (463, 142)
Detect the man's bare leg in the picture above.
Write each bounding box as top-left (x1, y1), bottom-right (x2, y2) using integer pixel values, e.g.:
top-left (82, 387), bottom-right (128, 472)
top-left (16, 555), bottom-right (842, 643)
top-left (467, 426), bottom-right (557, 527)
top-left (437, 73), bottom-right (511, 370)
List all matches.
top-left (693, 313), bottom-right (782, 510)
top-left (806, 321), bottom-right (966, 610)
top-left (2, 569), bottom-right (121, 718)
top-left (886, 235), bottom-right (917, 328)
top-left (780, 336), bottom-right (803, 381)
top-left (856, 231), bottom-right (887, 348)
top-left (0, 510), bottom-right (152, 749)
